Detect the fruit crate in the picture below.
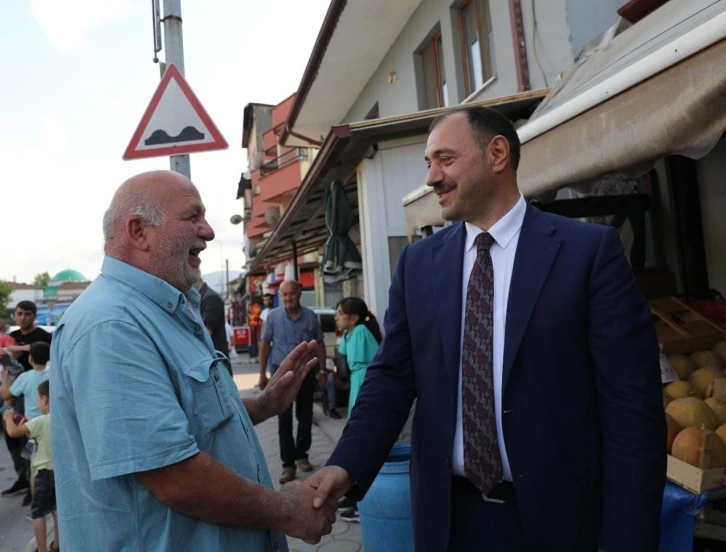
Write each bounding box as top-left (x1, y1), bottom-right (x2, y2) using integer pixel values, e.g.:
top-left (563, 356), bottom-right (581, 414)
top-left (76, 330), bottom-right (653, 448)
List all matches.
top-left (650, 297), bottom-right (725, 355)
top-left (668, 454), bottom-right (726, 495)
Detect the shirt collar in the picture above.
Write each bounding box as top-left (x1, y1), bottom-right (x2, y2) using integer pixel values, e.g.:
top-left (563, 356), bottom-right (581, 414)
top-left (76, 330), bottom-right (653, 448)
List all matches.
top-left (464, 194), bottom-right (527, 253)
top-left (101, 256), bottom-right (195, 314)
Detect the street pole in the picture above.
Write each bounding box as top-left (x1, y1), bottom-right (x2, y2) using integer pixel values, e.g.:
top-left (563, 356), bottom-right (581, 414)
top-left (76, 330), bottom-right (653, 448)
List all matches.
top-left (162, 0), bottom-right (191, 178)
top-left (225, 258), bottom-right (230, 301)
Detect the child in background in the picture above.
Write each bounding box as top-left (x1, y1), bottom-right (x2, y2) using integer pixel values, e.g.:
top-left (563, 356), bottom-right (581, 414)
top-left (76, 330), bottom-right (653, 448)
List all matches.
top-left (1, 342), bottom-right (51, 420)
top-left (334, 297), bottom-right (382, 522)
top-left (4, 379), bottom-right (59, 552)
top-left (0, 342), bottom-right (24, 411)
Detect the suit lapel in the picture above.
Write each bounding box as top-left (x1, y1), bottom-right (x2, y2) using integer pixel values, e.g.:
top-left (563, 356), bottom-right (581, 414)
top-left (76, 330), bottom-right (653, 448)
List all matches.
top-left (503, 204), bottom-right (561, 392)
top-left (432, 223), bottom-right (466, 397)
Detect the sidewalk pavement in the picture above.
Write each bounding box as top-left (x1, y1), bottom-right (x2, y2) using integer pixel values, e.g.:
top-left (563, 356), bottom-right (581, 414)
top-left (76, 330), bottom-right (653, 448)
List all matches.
top-left (242, 386), bottom-right (363, 552)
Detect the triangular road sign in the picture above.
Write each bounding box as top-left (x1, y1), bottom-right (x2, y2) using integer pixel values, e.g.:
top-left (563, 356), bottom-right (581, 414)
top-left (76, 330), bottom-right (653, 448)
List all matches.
top-left (123, 63), bottom-right (228, 160)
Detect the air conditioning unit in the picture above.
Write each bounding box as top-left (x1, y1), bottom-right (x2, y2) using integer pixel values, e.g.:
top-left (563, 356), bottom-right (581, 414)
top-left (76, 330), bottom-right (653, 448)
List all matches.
top-left (253, 186), bottom-right (261, 195)
top-left (264, 206), bottom-right (281, 227)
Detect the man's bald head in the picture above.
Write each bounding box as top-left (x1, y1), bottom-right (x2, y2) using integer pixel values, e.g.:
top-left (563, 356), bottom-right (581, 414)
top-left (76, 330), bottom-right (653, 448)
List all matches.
top-left (102, 170), bottom-right (215, 292)
top-left (279, 280), bottom-right (301, 294)
top-left (103, 171), bottom-right (194, 242)
top-left (279, 280), bottom-right (302, 312)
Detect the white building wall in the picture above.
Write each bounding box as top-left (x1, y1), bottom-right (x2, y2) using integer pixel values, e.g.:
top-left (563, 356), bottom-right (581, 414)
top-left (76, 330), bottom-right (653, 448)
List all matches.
top-left (10, 288), bottom-right (43, 307)
top-left (358, 138), bottom-right (429, 320)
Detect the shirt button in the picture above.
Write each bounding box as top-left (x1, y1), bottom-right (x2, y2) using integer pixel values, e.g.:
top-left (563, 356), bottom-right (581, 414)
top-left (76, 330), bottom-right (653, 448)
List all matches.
top-left (195, 324), bottom-right (201, 331)
top-left (213, 373), bottom-right (219, 382)
top-left (167, 302), bottom-right (173, 309)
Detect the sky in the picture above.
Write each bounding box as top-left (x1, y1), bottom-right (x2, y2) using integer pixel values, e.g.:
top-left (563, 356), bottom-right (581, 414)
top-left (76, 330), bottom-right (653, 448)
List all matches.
top-left (0, 0), bottom-right (329, 285)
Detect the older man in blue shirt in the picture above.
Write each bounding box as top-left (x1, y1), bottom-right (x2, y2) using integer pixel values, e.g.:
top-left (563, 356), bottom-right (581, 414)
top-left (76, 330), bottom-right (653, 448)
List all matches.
top-left (51, 171), bottom-right (335, 551)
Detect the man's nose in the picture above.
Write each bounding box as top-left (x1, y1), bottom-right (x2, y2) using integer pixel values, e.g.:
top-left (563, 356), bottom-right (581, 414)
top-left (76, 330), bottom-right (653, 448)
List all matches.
top-left (425, 164), bottom-right (444, 187)
top-left (199, 219), bottom-right (215, 241)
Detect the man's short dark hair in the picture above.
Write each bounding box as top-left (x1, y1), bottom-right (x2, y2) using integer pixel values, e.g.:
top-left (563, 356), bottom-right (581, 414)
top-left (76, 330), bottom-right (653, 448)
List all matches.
top-left (30, 342), bottom-right (50, 365)
top-left (429, 106), bottom-right (521, 171)
top-left (15, 301), bottom-right (37, 315)
top-left (37, 379), bottom-right (49, 399)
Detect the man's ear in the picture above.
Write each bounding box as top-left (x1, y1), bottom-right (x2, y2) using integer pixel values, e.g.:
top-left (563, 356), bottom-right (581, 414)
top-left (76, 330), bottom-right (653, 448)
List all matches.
top-left (125, 217), bottom-right (151, 252)
top-left (488, 135), bottom-right (511, 174)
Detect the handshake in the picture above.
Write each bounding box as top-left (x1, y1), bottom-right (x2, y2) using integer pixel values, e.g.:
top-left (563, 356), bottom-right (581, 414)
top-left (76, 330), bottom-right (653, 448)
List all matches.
top-left (277, 465), bottom-right (354, 543)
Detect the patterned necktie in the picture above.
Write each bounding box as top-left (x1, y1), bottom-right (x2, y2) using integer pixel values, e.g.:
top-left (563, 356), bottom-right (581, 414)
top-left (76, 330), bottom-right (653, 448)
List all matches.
top-left (462, 232), bottom-right (503, 495)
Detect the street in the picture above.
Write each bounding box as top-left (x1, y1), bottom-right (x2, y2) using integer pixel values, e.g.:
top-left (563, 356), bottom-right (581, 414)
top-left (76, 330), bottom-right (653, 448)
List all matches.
top-left (0, 355), bottom-right (361, 551)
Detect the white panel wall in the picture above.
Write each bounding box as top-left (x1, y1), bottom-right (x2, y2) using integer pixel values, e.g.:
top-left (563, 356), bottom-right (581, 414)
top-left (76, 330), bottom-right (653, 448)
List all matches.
top-left (358, 139), bottom-right (429, 320)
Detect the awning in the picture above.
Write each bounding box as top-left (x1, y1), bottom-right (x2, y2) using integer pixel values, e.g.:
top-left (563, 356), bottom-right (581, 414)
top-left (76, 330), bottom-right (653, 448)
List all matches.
top-left (249, 89), bottom-right (548, 271)
top-left (517, 0), bottom-right (726, 199)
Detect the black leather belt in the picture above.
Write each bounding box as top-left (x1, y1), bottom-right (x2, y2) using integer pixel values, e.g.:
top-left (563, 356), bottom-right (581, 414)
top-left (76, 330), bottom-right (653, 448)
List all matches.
top-left (452, 476), bottom-right (517, 504)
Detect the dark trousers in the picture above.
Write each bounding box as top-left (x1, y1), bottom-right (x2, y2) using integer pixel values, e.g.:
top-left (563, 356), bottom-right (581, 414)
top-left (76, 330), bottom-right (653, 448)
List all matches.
top-left (4, 431), bottom-right (27, 481)
top-left (277, 372), bottom-right (316, 468)
top-left (447, 478), bottom-right (526, 552)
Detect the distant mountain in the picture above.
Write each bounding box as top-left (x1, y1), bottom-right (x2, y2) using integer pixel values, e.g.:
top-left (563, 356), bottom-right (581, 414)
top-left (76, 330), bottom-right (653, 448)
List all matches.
top-left (202, 270), bottom-right (241, 297)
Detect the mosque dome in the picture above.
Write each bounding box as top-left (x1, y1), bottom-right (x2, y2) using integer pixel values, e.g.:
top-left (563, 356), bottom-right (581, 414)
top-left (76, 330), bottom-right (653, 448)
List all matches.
top-left (50, 269), bottom-right (88, 283)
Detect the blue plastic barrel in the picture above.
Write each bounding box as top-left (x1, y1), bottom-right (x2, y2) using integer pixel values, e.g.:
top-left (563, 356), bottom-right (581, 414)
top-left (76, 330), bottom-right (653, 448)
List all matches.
top-left (358, 443), bottom-right (415, 552)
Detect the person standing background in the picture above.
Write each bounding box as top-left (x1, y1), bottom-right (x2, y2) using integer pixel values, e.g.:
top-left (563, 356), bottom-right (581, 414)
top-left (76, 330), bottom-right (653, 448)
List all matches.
top-left (195, 272), bottom-right (232, 376)
top-left (260, 280), bottom-right (326, 484)
top-left (333, 296), bottom-right (382, 522)
top-left (1, 301), bottom-right (52, 505)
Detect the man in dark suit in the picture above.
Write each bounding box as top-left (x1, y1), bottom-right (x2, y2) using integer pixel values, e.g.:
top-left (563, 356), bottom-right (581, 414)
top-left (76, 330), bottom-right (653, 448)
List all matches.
top-left (306, 107), bottom-right (666, 551)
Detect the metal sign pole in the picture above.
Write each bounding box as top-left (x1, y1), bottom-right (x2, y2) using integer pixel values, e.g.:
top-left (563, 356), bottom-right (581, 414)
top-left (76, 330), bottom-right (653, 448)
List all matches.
top-left (162, 0), bottom-right (191, 178)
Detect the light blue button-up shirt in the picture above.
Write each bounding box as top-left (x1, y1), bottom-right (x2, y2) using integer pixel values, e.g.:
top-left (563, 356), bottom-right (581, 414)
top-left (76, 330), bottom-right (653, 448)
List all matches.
top-left (51, 256), bottom-right (287, 552)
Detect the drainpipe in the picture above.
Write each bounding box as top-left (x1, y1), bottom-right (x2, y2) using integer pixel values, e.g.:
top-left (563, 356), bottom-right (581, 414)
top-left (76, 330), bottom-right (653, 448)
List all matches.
top-left (508, 0), bottom-right (531, 92)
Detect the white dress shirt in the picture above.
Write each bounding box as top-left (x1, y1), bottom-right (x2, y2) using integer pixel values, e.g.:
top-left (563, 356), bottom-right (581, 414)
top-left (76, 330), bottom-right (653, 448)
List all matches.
top-left (452, 194), bottom-right (527, 481)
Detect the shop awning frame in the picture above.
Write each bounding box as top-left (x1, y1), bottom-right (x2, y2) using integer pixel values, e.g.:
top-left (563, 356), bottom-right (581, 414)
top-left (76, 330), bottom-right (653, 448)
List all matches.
top-left (517, 0), bottom-right (726, 198)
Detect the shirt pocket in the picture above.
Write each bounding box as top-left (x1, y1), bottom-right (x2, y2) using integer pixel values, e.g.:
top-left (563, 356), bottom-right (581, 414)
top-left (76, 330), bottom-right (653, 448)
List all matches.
top-left (184, 358), bottom-right (234, 435)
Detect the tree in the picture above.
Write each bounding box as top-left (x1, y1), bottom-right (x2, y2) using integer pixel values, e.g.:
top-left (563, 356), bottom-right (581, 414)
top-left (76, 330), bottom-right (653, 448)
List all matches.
top-left (33, 271), bottom-right (51, 289)
top-left (0, 280), bottom-right (12, 322)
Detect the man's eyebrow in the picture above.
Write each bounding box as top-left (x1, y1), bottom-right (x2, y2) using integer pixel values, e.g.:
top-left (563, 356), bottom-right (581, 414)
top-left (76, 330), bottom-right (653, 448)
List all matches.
top-left (424, 148), bottom-right (458, 161)
top-left (183, 204), bottom-right (205, 216)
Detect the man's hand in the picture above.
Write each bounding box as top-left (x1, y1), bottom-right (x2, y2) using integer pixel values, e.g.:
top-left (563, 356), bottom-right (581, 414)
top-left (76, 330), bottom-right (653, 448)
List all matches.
top-left (257, 340), bottom-right (318, 420)
top-left (306, 466), bottom-right (354, 510)
top-left (279, 480), bottom-right (336, 542)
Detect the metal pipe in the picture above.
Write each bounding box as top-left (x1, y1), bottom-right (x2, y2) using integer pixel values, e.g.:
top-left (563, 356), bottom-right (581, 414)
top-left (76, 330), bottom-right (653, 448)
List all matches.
top-left (162, 0), bottom-right (191, 178)
top-left (508, 0), bottom-right (530, 92)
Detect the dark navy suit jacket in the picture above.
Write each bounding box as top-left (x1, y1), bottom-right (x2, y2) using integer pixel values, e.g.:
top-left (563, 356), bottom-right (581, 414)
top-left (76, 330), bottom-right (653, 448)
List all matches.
top-left (327, 203), bottom-right (666, 552)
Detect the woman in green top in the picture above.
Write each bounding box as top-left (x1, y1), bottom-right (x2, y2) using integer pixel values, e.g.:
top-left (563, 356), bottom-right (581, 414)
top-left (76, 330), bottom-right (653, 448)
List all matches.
top-left (336, 297), bottom-right (382, 417)
top-left (335, 297), bottom-right (382, 523)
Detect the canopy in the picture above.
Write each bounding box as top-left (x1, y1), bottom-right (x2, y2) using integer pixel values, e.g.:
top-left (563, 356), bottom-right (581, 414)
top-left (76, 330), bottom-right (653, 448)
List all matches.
top-left (517, 0), bottom-right (726, 198)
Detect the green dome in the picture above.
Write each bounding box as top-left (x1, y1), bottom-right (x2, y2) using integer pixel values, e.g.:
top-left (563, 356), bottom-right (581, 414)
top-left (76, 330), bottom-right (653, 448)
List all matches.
top-left (51, 269), bottom-right (87, 282)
